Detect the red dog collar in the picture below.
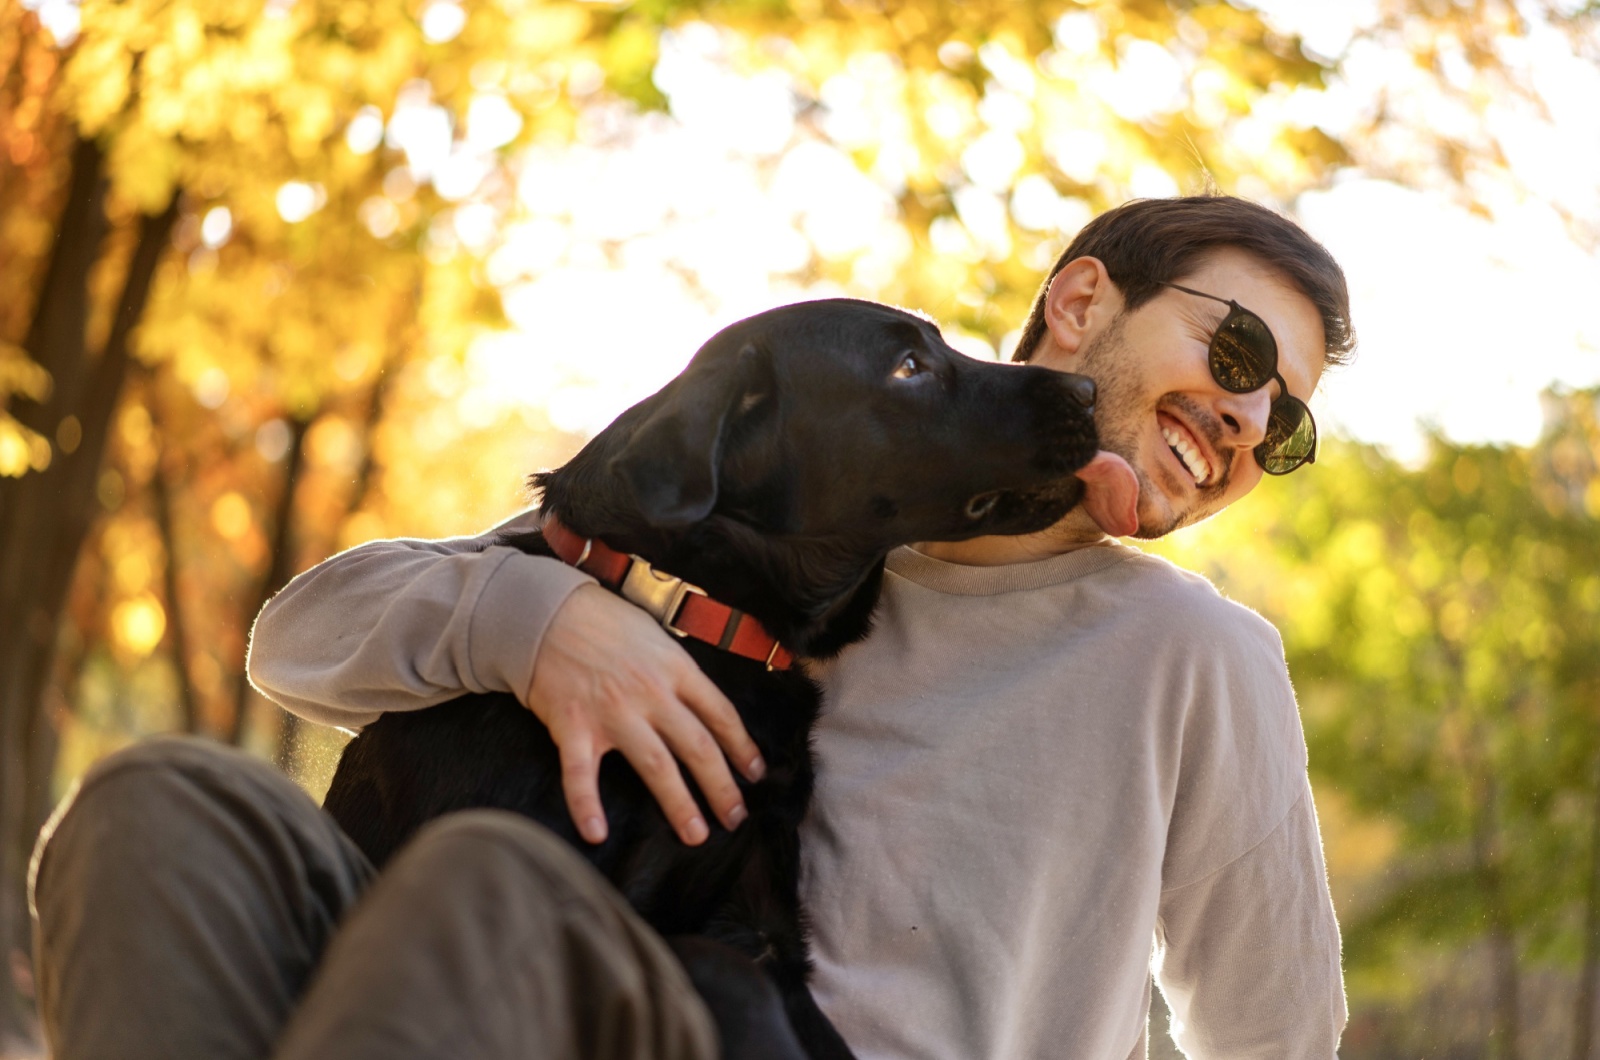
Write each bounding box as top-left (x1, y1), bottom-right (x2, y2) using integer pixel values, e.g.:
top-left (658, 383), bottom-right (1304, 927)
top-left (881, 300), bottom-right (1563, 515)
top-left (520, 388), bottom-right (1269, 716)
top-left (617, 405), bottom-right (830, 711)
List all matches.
top-left (542, 514), bottom-right (795, 672)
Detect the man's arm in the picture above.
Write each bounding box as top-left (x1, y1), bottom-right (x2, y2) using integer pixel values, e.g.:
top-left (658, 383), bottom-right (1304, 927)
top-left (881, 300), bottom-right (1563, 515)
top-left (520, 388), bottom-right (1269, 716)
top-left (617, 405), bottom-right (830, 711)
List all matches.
top-left (247, 510), bottom-right (575, 725)
top-left (1153, 780), bottom-right (1346, 1059)
top-left (247, 510), bottom-right (763, 845)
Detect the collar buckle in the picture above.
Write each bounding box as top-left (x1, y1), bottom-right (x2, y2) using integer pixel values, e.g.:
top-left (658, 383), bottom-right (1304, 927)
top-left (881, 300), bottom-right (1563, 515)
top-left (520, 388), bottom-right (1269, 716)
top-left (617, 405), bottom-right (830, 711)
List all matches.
top-left (619, 556), bottom-right (707, 637)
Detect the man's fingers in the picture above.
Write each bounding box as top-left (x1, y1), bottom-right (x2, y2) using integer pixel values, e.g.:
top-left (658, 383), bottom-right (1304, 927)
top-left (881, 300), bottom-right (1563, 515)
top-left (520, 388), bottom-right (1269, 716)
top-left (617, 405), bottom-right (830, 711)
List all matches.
top-left (655, 702), bottom-right (749, 833)
top-left (557, 728), bottom-right (609, 845)
top-left (527, 584), bottom-right (768, 846)
top-left (678, 666), bottom-right (766, 783)
top-left (615, 721), bottom-right (712, 846)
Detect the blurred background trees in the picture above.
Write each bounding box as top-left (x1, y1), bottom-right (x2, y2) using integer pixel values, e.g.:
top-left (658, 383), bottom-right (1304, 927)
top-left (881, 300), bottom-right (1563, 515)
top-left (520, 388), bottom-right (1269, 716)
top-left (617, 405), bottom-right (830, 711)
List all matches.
top-left (1, 0), bottom-right (1596, 1054)
top-left (1153, 391), bottom-right (1600, 1058)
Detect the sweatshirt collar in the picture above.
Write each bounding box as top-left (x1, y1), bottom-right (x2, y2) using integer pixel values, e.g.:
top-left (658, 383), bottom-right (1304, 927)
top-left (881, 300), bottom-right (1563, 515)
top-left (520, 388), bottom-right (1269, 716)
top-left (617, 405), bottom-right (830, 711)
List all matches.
top-left (885, 539), bottom-right (1136, 596)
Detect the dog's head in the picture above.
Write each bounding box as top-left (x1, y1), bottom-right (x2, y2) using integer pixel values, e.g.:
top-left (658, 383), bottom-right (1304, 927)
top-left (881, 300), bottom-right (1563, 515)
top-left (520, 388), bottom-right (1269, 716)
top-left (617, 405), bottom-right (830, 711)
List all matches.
top-left (596, 298), bottom-right (1097, 541)
top-left (537, 299), bottom-right (1100, 644)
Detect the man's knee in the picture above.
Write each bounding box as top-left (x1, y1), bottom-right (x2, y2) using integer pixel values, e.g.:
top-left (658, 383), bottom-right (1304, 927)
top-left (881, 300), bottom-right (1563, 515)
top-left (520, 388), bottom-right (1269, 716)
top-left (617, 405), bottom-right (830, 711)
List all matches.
top-left (379, 810), bottom-right (668, 977)
top-left (273, 810), bottom-right (719, 1060)
top-left (33, 738), bottom-right (232, 905)
top-left (31, 737), bottom-right (376, 1060)
top-left (392, 810), bottom-right (609, 907)
top-left (30, 734), bottom-right (361, 919)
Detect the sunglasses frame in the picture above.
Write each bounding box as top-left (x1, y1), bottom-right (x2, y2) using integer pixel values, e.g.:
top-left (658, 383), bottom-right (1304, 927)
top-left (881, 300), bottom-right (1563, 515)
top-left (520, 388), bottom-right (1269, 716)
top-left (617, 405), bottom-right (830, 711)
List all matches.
top-left (1157, 281), bottom-right (1318, 475)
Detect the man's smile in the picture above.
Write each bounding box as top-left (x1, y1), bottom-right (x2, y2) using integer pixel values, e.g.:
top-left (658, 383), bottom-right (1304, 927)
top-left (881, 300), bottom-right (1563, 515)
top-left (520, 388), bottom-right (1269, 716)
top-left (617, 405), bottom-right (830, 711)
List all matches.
top-left (1156, 410), bottom-right (1216, 489)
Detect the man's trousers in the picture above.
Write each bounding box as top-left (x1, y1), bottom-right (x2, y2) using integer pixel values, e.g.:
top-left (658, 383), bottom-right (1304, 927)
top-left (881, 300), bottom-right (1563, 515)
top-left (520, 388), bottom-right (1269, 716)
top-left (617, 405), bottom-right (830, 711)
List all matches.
top-left (29, 736), bottom-right (719, 1060)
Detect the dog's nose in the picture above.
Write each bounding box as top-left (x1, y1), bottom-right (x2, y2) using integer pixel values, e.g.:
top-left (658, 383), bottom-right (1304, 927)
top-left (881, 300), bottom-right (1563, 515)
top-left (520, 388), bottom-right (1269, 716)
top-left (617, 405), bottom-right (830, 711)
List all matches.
top-left (1064, 375), bottom-right (1096, 409)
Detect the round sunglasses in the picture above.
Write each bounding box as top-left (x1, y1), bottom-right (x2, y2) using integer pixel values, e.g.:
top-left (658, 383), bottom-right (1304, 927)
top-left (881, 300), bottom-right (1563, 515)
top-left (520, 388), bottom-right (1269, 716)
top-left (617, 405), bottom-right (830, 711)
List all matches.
top-left (1158, 281), bottom-right (1318, 475)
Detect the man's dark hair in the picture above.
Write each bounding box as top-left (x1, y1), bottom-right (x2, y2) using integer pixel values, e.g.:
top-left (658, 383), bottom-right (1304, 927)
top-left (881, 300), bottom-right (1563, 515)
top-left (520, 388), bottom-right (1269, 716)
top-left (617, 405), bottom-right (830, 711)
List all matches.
top-left (1013, 196), bottom-right (1356, 369)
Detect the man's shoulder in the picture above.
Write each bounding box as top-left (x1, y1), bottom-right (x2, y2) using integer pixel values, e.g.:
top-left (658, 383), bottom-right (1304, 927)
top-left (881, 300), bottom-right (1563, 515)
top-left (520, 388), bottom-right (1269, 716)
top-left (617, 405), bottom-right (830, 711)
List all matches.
top-left (1104, 545), bottom-right (1281, 648)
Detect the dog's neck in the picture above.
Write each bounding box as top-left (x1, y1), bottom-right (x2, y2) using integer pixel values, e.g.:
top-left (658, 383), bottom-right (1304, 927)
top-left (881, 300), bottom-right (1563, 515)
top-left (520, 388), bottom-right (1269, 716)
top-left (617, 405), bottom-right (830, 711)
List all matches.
top-left (528, 471), bottom-right (886, 660)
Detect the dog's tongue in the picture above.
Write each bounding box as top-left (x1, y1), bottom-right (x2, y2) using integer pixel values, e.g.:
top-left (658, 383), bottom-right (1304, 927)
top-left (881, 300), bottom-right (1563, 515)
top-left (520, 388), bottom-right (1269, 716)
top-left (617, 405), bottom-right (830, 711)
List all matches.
top-left (1075, 451), bottom-right (1140, 537)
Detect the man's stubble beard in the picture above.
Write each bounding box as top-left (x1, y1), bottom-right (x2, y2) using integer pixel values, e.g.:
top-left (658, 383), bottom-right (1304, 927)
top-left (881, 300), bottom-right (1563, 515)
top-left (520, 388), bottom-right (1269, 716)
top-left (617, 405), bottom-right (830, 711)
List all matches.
top-left (1075, 314), bottom-right (1208, 541)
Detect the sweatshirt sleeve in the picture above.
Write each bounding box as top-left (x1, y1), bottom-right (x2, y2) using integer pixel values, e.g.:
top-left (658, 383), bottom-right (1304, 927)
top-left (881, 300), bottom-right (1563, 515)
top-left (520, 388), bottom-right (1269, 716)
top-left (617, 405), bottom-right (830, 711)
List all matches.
top-left (246, 509), bottom-right (595, 729)
top-left (1153, 779), bottom-right (1346, 1059)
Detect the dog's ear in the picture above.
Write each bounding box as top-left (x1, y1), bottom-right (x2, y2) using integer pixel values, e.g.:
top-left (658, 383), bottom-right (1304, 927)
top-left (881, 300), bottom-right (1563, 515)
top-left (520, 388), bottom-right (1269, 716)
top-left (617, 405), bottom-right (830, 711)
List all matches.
top-left (609, 343), bottom-right (766, 528)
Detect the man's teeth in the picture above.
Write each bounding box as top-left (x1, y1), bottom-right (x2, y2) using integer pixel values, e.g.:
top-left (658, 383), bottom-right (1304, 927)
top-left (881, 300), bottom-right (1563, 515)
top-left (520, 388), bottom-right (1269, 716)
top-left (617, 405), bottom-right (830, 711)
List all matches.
top-left (1161, 426), bottom-right (1211, 485)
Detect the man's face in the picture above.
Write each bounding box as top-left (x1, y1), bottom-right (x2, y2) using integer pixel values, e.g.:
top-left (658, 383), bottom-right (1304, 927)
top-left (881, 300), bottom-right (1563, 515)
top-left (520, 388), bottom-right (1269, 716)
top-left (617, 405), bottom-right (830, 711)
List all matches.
top-left (1034, 247), bottom-right (1327, 538)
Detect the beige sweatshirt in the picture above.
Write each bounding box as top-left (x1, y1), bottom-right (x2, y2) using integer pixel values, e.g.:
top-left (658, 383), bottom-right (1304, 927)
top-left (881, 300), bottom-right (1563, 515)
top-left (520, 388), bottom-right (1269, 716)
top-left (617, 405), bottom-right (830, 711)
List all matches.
top-left (249, 509), bottom-right (1345, 1059)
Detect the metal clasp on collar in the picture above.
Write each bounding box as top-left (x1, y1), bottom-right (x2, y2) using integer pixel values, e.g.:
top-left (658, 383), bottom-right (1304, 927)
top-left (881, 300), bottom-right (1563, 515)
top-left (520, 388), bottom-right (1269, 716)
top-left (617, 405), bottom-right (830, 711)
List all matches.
top-left (619, 557), bottom-right (706, 637)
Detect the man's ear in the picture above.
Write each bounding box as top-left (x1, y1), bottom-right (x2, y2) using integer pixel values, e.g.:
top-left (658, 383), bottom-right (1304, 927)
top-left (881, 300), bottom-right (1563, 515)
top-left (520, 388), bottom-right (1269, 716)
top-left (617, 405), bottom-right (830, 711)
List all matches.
top-left (1042, 256), bottom-right (1115, 362)
top-left (608, 344), bottom-right (764, 528)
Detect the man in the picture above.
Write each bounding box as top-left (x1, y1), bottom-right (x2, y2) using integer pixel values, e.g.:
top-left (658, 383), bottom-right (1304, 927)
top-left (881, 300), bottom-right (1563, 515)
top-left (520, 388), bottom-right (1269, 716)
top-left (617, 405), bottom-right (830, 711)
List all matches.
top-left (31, 195), bottom-right (1352, 1059)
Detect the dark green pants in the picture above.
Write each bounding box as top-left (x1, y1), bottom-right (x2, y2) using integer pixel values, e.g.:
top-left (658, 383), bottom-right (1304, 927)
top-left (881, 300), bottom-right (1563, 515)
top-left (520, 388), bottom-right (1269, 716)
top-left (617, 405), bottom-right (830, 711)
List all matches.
top-left (29, 736), bottom-right (718, 1060)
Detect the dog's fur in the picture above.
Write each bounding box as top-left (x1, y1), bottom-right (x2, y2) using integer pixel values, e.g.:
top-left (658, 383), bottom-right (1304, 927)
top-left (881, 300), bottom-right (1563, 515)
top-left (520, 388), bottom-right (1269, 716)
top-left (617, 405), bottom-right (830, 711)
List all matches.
top-left (322, 298), bottom-right (1101, 1058)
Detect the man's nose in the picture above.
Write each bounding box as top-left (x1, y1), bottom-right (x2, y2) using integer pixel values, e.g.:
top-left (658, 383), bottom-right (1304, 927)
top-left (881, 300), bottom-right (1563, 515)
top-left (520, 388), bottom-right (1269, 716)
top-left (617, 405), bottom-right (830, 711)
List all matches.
top-left (1215, 387), bottom-right (1272, 449)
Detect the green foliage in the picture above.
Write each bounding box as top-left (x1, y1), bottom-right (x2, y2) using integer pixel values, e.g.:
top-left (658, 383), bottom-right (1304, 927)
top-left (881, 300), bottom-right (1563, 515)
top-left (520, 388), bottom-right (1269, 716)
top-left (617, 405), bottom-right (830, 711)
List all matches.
top-left (1153, 388), bottom-right (1600, 1050)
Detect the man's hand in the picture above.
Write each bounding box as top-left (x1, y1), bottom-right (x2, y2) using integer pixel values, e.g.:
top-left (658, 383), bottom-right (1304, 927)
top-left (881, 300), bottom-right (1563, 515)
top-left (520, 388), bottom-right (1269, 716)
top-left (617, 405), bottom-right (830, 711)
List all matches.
top-left (525, 584), bottom-right (766, 847)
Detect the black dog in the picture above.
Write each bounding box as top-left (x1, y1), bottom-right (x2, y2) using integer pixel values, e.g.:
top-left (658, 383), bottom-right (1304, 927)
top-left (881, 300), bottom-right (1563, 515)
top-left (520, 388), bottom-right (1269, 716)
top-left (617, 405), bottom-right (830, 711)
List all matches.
top-left (322, 298), bottom-right (1100, 1058)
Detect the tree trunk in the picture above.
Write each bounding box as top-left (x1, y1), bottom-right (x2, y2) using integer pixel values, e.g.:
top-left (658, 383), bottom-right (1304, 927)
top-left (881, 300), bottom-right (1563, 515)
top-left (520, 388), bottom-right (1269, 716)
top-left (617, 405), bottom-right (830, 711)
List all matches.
top-left (0, 136), bottom-right (177, 1048)
top-left (345, 364), bottom-right (395, 518)
top-left (0, 135), bottom-right (110, 1049)
top-left (228, 413), bottom-right (312, 757)
top-left (150, 415), bottom-right (203, 735)
top-left (1474, 774), bottom-right (1521, 1060)
top-left (341, 292), bottom-right (416, 521)
top-left (1572, 755), bottom-right (1600, 1060)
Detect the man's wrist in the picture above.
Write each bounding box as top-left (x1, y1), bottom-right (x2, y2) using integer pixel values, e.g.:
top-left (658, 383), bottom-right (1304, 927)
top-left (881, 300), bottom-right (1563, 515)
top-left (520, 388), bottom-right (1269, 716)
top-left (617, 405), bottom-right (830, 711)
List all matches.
top-left (470, 551), bottom-right (596, 698)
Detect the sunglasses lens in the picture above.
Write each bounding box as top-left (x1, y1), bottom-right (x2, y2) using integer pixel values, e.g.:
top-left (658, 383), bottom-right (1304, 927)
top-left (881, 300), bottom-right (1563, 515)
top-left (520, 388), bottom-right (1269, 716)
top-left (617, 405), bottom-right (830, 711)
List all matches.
top-left (1257, 397), bottom-right (1317, 475)
top-left (1210, 309), bottom-right (1278, 393)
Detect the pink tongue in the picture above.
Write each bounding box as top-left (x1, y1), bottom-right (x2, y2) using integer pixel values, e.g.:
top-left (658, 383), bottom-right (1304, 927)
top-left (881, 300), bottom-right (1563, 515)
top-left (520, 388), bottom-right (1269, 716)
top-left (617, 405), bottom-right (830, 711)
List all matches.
top-left (1074, 451), bottom-right (1140, 537)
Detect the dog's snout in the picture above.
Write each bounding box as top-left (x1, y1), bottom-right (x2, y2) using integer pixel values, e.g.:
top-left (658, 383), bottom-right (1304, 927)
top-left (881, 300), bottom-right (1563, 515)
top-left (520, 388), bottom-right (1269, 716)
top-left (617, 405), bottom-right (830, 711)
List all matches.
top-left (1064, 375), bottom-right (1096, 409)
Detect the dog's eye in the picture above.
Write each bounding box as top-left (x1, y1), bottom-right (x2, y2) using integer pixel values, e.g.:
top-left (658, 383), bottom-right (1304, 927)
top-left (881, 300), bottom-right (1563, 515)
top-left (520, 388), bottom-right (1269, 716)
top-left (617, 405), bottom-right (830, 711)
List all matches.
top-left (891, 353), bottom-right (924, 380)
